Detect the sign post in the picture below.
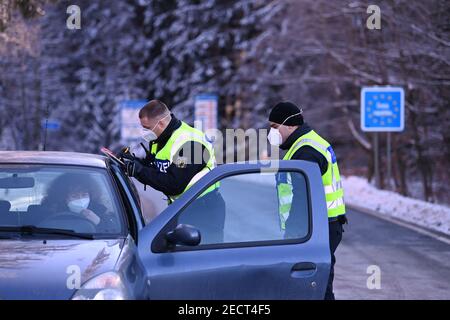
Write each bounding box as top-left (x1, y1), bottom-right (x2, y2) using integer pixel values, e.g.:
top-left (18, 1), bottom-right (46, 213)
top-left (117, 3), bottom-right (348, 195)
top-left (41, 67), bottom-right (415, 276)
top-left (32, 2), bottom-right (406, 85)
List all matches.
top-left (40, 119), bottom-right (60, 151)
top-left (361, 86), bottom-right (405, 188)
top-left (387, 132), bottom-right (392, 188)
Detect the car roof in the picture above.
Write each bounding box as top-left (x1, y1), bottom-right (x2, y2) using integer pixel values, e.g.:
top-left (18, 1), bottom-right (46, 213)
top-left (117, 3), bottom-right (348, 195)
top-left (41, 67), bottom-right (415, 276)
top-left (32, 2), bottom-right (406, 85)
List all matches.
top-left (0, 151), bottom-right (108, 168)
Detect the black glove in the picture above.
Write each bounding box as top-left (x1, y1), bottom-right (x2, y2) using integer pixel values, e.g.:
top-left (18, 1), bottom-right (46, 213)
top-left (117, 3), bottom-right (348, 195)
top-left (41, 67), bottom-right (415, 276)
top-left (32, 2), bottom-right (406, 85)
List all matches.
top-left (123, 158), bottom-right (144, 177)
top-left (140, 142), bottom-right (155, 165)
top-left (338, 215), bottom-right (348, 225)
top-left (118, 146), bottom-right (135, 162)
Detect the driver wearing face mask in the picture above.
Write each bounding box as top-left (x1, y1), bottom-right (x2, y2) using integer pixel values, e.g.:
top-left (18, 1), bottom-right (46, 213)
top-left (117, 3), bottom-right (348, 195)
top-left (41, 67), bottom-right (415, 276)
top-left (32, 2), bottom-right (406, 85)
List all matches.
top-left (66, 190), bottom-right (100, 226)
top-left (39, 174), bottom-right (117, 233)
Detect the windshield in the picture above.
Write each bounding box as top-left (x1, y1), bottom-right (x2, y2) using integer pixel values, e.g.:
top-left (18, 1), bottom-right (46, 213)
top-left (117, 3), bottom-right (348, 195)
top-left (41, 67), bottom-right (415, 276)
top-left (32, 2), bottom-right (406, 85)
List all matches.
top-left (0, 165), bottom-right (126, 238)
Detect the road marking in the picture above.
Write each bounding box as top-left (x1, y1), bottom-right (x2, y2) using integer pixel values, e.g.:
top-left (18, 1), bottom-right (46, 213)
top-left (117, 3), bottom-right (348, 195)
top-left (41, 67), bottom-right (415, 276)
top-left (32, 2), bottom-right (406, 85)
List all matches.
top-left (347, 204), bottom-right (450, 246)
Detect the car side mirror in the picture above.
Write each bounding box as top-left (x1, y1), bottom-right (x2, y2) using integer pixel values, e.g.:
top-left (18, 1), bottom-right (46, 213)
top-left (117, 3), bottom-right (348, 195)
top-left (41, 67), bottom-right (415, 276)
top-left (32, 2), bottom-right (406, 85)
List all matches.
top-left (165, 224), bottom-right (201, 247)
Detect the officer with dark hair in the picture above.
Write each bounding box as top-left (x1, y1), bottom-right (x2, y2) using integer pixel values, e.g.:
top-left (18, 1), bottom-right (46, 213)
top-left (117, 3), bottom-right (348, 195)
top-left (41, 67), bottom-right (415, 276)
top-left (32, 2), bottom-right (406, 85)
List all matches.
top-left (268, 101), bottom-right (348, 300)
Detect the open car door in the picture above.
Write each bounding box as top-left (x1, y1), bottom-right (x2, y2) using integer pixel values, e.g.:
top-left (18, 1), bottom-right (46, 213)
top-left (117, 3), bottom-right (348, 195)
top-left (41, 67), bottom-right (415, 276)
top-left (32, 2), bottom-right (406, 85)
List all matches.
top-left (137, 160), bottom-right (331, 299)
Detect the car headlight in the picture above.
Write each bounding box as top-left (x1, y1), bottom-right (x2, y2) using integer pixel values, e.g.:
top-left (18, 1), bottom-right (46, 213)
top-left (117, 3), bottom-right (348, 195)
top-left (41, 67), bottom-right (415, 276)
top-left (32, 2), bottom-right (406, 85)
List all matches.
top-left (71, 271), bottom-right (130, 300)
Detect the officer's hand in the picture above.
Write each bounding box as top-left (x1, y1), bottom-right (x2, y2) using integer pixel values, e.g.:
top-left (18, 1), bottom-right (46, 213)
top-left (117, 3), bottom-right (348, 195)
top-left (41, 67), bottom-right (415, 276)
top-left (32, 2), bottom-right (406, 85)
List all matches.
top-left (118, 146), bottom-right (135, 161)
top-left (123, 158), bottom-right (143, 177)
top-left (140, 142), bottom-right (155, 165)
top-left (144, 151), bottom-right (155, 163)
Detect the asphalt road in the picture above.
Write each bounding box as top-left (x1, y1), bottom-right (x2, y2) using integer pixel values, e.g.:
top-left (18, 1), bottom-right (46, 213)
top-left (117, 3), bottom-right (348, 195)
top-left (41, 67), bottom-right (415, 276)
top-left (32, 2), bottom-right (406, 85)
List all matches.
top-left (334, 208), bottom-right (450, 300)
top-left (136, 180), bottom-right (450, 300)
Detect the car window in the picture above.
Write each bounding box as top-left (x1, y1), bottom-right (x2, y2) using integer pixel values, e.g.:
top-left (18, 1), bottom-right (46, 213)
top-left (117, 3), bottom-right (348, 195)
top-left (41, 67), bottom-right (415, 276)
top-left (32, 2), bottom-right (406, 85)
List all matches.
top-left (174, 170), bottom-right (310, 247)
top-left (0, 165), bottom-right (126, 236)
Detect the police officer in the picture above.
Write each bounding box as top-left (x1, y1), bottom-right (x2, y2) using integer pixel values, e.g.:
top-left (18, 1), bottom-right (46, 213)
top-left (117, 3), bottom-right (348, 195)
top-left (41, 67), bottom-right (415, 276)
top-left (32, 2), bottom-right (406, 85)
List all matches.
top-left (267, 101), bottom-right (347, 300)
top-left (122, 100), bottom-right (225, 244)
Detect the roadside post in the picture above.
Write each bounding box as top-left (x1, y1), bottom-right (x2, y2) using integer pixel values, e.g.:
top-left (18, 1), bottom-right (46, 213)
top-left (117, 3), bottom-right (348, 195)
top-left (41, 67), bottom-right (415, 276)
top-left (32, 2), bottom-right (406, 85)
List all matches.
top-left (40, 119), bottom-right (60, 151)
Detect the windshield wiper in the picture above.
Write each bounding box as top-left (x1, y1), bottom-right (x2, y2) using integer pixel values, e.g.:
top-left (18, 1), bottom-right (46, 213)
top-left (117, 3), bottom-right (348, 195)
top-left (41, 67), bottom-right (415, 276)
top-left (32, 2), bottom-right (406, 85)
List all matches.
top-left (0, 226), bottom-right (95, 240)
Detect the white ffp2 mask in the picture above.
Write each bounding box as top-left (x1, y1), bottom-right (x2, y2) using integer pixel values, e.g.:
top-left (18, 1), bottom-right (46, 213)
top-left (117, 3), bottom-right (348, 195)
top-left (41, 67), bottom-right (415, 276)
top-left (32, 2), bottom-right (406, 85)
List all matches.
top-left (142, 128), bottom-right (157, 142)
top-left (267, 111), bottom-right (303, 146)
top-left (267, 128), bottom-right (283, 146)
top-left (141, 113), bottom-right (171, 142)
top-left (67, 197), bottom-right (90, 214)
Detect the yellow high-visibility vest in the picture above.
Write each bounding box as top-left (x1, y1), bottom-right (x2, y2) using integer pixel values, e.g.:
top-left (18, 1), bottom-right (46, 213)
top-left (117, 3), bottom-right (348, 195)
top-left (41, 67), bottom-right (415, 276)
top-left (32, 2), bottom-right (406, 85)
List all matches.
top-left (151, 121), bottom-right (218, 204)
top-left (277, 130), bottom-right (346, 228)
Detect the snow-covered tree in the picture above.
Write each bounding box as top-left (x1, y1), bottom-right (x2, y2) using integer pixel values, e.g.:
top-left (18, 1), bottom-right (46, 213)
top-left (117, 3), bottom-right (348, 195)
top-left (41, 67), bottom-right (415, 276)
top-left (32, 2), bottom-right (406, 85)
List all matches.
top-left (39, 0), bottom-right (144, 152)
top-left (133, 0), bottom-right (285, 126)
top-left (0, 10), bottom-right (43, 150)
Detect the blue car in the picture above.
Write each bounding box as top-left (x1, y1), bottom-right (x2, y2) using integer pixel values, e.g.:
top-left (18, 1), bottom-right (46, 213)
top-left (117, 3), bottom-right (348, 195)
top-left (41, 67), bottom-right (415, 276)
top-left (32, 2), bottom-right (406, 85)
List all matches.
top-left (0, 151), bottom-right (330, 299)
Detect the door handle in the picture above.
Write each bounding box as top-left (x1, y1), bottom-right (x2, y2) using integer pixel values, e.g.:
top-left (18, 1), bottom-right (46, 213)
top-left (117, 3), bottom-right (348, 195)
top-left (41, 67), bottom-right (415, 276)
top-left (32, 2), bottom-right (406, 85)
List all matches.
top-left (290, 262), bottom-right (317, 277)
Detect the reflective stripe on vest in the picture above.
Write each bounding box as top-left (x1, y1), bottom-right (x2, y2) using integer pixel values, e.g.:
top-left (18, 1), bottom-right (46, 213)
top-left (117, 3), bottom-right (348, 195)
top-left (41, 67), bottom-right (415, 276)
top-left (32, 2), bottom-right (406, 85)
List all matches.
top-left (151, 121), bottom-right (218, 204)
top-left (277, 177), bottom-right (293, 230)
top-left (277, 130), bottom-right (346, 223)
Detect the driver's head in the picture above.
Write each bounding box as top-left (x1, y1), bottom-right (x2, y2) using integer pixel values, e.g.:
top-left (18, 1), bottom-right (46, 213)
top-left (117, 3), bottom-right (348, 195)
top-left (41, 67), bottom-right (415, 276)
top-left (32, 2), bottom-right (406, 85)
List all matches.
top-left (65, 185), bottom-right (90, 214)
top-left (44, 173), bottom-right (99, 213)
top-left (139, 100), bottom-right (172, 142)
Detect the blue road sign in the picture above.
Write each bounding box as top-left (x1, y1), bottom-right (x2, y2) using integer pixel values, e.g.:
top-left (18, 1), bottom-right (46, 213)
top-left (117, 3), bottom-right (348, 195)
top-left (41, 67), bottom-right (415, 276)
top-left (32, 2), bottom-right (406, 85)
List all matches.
top-left (41, 119), bottom-right (60, 131)
top-left (361, 87), bottom-right (404, 132)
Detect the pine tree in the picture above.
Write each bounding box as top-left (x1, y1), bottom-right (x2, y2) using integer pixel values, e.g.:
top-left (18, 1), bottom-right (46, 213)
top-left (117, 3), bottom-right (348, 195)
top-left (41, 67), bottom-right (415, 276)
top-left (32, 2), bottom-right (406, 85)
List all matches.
top-left (40, 0), bottom-right (144, 152)
top-left (133, 0), bottom-right (285, 127)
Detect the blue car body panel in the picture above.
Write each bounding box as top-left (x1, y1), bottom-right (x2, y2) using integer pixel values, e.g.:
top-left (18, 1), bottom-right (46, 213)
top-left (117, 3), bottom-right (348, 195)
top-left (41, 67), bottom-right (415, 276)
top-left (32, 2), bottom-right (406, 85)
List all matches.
top-left (0, 239), bottom-right (125, 299)
top-left (0, 152), bottom-right (330, 300)
top-left (137, 161), bottom-right (331, 299)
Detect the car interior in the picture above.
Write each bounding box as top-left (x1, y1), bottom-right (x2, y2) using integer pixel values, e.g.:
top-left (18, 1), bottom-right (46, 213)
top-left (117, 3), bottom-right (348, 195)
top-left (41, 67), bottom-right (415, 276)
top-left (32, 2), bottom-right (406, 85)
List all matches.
top-left (0, 200), bottom-right (56, 227)
top-left (0, 168), bottom-right (123, 234)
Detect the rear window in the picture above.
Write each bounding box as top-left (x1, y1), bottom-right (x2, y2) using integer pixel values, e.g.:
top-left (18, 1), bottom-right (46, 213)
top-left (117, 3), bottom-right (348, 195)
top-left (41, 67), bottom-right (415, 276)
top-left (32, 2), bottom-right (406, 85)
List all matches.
top-left (0, 165), bottom-right (126, 237)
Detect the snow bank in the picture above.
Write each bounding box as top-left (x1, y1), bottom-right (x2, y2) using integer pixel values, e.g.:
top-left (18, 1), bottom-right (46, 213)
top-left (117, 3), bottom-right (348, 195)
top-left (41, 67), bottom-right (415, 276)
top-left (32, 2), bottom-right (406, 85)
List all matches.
top-left (342, 176), bottom-right (450, 236)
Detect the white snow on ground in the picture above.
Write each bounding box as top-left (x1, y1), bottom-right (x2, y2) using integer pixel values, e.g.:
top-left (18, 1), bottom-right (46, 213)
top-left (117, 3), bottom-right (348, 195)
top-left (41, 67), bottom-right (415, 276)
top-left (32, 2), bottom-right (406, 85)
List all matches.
top-left (342, 176), bottom-right (450, 236)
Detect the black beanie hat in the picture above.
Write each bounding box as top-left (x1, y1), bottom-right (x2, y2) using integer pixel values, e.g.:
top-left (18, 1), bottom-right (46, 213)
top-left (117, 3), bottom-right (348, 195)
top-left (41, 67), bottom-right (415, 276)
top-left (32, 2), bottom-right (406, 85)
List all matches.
top-left (269, 101), bottom-right (304, 126)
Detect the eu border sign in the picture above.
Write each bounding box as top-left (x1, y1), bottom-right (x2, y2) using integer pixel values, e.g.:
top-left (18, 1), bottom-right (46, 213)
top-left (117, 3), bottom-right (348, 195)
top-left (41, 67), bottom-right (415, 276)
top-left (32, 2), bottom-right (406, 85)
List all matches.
top-left (361, 87), bottom-right (404, 132)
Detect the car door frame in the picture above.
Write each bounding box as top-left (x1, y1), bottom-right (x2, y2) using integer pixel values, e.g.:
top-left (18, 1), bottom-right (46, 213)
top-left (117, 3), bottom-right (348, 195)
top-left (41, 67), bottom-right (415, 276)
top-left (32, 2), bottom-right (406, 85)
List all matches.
top-left (136, 160), bottom-right (331, 299)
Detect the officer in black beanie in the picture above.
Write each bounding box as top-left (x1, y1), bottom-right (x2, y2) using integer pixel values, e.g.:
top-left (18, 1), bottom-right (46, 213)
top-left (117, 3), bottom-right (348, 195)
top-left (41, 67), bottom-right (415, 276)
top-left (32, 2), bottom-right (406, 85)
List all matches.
top-left (268, 101), bottom-right (348, 300)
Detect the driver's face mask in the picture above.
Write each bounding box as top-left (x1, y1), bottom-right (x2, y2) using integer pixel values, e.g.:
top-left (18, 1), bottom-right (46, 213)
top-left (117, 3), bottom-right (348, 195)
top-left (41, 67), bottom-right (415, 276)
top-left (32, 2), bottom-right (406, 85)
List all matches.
top-left (67, 194), bottom-right (90, 213)
top-left (142, 113), bottom-right (171, 142)
top-left (267, 111), bottom-right (303, 146)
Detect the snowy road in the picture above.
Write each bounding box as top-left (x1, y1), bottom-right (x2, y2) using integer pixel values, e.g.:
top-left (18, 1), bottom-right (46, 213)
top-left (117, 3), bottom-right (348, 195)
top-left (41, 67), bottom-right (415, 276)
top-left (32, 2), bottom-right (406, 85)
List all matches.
top-left (136, 181), bottom-right (450, 300)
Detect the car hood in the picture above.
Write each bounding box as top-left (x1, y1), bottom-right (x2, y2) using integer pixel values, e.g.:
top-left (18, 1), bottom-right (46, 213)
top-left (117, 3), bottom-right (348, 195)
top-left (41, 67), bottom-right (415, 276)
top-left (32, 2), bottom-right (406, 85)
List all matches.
top-left (0, 238), bottom-right (125, 300)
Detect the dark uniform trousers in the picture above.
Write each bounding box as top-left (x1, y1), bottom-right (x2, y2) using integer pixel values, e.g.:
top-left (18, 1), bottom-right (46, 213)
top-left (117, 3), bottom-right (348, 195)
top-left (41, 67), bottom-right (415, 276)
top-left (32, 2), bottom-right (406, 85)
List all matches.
top-left (324, 217), bottom-right (345, 300)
